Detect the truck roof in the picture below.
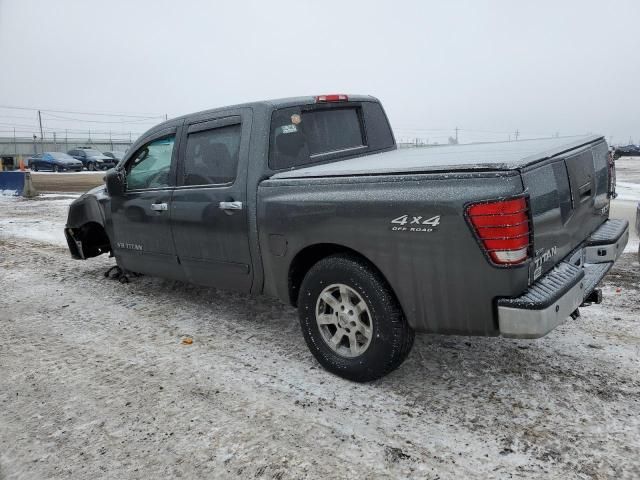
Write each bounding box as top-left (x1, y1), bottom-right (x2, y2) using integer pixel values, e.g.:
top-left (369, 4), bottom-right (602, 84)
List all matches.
top-left (153, 95), bottom-right (378, 131)
top-left (272, 134), bottom-right (604, 179)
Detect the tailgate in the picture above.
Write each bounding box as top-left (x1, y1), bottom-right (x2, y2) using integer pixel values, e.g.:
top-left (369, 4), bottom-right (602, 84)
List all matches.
top-left (521, 139), bottom-right (611, 283)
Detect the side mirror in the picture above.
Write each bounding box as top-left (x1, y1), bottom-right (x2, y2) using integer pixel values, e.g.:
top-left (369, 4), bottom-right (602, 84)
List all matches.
top-left (105, 168), bottom-right (125, 196)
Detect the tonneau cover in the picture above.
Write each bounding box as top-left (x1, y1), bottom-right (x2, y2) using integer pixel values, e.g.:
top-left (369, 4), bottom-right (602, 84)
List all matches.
top-left (272, 135), bottom-right (603, 179)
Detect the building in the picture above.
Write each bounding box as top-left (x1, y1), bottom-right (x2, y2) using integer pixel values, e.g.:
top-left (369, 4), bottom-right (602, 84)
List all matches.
top-left (0, 135), bottom-right (135, 170)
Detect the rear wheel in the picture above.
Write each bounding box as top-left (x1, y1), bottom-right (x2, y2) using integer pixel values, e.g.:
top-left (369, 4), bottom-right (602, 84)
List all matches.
top-left (53, 165), bottom-right (59, 173)
top-left (298, 254), bottom-right (414, 382)
top-left (32, 163), bottom-right (38, 172)
top-left (88, 162), bottom-right (96, 171)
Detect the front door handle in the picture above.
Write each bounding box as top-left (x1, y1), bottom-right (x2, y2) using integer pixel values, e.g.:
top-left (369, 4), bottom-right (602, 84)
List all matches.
top-left (150, 202), bottom-right (168, 211)
top-left (219, 201), bottom-right (243, 211)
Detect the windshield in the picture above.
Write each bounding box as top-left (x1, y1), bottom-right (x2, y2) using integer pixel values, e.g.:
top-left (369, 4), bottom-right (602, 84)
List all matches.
top-left (48, 152), bottom-right (74, 160)
top-left (83, 150), bottom-right (103, 157)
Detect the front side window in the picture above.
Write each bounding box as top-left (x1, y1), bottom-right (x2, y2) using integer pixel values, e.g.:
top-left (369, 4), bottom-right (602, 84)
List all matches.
top-left (126, 136), bottom-right (175, 190)
top-left (269, 106), bottom-right (364, 170)
top-left (183, 124), bottom-right (241, 185)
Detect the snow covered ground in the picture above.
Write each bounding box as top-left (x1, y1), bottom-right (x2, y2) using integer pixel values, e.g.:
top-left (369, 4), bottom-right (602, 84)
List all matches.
top-left (0, 194), bottom-right (78, 247)
top-left (1, 179), bottom-right (639, 479)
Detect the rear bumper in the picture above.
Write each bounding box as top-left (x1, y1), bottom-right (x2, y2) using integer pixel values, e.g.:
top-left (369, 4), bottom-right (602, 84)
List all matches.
top-left (497, 219), bottom-right (628, 339)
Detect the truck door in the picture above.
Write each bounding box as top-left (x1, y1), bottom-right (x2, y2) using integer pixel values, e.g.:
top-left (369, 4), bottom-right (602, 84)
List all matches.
top-left (111, 128), bottom-right (184, 280)
top-left (171, 112), bottom-right (253, 292)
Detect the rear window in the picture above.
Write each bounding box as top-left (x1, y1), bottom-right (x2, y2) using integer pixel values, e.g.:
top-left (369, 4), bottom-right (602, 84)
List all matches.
top-left (269, 106), bottom-right (365, 170)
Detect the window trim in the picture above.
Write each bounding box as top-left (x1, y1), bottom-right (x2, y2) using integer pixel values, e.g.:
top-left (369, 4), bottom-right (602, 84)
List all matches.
top-left (176, 116), bottom-right (243, 189)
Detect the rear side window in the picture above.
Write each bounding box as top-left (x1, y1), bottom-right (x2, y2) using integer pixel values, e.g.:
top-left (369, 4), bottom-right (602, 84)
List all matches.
top-left (269, 106), bottom-right (365, 170)
top-left (183, 124), bottom-right (241, 185)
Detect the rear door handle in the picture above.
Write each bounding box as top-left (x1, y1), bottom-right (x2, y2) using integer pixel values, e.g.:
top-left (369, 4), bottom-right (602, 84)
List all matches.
top-left (150, 202), bottom-right (168, 211)
top-left (219, 201), bottom-right (243, 211)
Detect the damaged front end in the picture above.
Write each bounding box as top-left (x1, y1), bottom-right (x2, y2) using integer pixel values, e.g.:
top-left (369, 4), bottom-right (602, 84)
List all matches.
top-left (65, 185), bottom-right (112, 260)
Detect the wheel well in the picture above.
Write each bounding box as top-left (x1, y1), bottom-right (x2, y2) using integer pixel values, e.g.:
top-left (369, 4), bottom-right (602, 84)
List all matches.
top-left (288, 243), bottom-right (393, 307)
top-left (72, 222), bottom-right (111, 258)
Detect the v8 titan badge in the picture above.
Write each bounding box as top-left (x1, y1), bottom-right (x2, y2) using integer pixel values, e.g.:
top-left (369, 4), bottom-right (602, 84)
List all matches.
top-left (389, 214), bottom-right (441, 232)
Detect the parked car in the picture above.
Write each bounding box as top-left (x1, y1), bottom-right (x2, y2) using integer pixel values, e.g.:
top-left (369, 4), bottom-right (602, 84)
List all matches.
top-left (64, 94), bottom-right (629, 382)
top-left (613, 144), bottom-right (640, 159)
top-left (67, 148), bottom-right (116, 170)
top-left (29, 152), bottom-right (83, 172)
top-left (103, 151), bottom-right (126, 162)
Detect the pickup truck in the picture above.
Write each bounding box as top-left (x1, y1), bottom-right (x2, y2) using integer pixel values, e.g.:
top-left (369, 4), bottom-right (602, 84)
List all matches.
top-left (65, 94), bottom-right (629, 382)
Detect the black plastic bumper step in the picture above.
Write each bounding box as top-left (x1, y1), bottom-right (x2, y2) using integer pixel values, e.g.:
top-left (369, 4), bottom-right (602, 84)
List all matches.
top-left (497, 262), bottom-right (583, 310)
top-left (587, 219), bottom-right (629, 246)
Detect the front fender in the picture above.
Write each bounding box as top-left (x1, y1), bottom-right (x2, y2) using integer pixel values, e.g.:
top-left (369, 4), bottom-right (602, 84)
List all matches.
top-left (65, 186), bottom-right (112, 259)
top-left (66, 186), bottom-right (109, 229)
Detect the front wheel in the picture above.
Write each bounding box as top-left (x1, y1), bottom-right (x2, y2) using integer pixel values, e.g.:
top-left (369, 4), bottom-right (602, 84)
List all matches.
top-left (88, 162), bottom-right (96, 171)
top-left (298, 254), bottom-right (414, 382)
top-left (53, 165), bottom-right (60, 172)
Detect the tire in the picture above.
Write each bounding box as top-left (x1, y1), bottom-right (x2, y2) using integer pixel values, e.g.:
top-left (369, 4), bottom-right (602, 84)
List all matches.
top-left (53, 165), bottom-right (59, 173)
top-left (298, 254), bottom-right (414, 382)
top-left (32, 164), bottom-right (38, 172)
top-left (88, 162), bottom-right (96, 171)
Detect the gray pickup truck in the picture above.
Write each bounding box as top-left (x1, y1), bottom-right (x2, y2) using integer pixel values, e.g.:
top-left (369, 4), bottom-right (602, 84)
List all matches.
top-left (65, 94), bottom-right (629, 381)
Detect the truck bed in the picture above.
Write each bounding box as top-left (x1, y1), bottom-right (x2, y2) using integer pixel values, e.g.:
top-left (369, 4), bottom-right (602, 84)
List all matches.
top-left (272, 135), bottom-right (603, 178)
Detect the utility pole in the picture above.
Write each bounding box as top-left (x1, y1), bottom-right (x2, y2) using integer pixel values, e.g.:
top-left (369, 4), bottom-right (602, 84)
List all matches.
top-left (65, 129), bottom-right (68, 151)
top-left (13, 127), bottom-right (17, 156)
top-left (514, 129), bottom-right (520, 141)
top-left (455, 126), bottom-right (459, 144)
top-left (53, 132), bottom-right (57, 151)
top-left (165, 113), bottom-right (168, 121)
top-left (37, 110), bottom-right (44, 152)
top-left (110, 131), bottom-right (113, 151)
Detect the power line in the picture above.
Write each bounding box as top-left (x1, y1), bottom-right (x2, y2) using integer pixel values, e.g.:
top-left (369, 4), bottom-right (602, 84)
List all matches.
top-left (0, 104), bottom-right (165, 119)
top-left (40, 112), bottom-right (163, 125)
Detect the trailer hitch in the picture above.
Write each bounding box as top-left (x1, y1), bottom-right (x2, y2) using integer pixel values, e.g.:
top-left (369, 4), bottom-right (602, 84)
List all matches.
top-left (581, 288), bottom-right (603, 307)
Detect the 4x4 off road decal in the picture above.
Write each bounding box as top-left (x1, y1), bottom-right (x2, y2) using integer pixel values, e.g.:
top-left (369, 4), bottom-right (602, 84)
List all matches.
top-left (389, 214), bottom-right (441, 233)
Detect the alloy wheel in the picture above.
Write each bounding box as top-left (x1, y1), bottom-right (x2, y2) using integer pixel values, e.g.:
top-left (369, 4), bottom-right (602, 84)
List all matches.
top-left (315, 283), bottom-right (373, 358)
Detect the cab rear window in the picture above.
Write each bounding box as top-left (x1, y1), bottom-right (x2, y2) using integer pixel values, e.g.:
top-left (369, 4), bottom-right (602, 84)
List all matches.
top-left (269, 106), bottom-right (365, 170)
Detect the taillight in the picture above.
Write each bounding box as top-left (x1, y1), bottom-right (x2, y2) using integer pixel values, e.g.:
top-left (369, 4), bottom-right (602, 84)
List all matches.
top-left (315, 94), bottom-right (349, 103)
top-left (466, 196), bottom-right (531, 266)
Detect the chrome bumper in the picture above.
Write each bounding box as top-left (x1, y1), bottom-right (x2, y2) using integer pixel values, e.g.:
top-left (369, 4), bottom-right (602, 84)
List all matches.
top-left (498, 219), bottom-right (629, 339)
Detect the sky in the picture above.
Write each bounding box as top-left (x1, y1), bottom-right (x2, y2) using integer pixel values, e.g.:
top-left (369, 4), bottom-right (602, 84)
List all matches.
top-left (1, 0), bottom-right (639, 145)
